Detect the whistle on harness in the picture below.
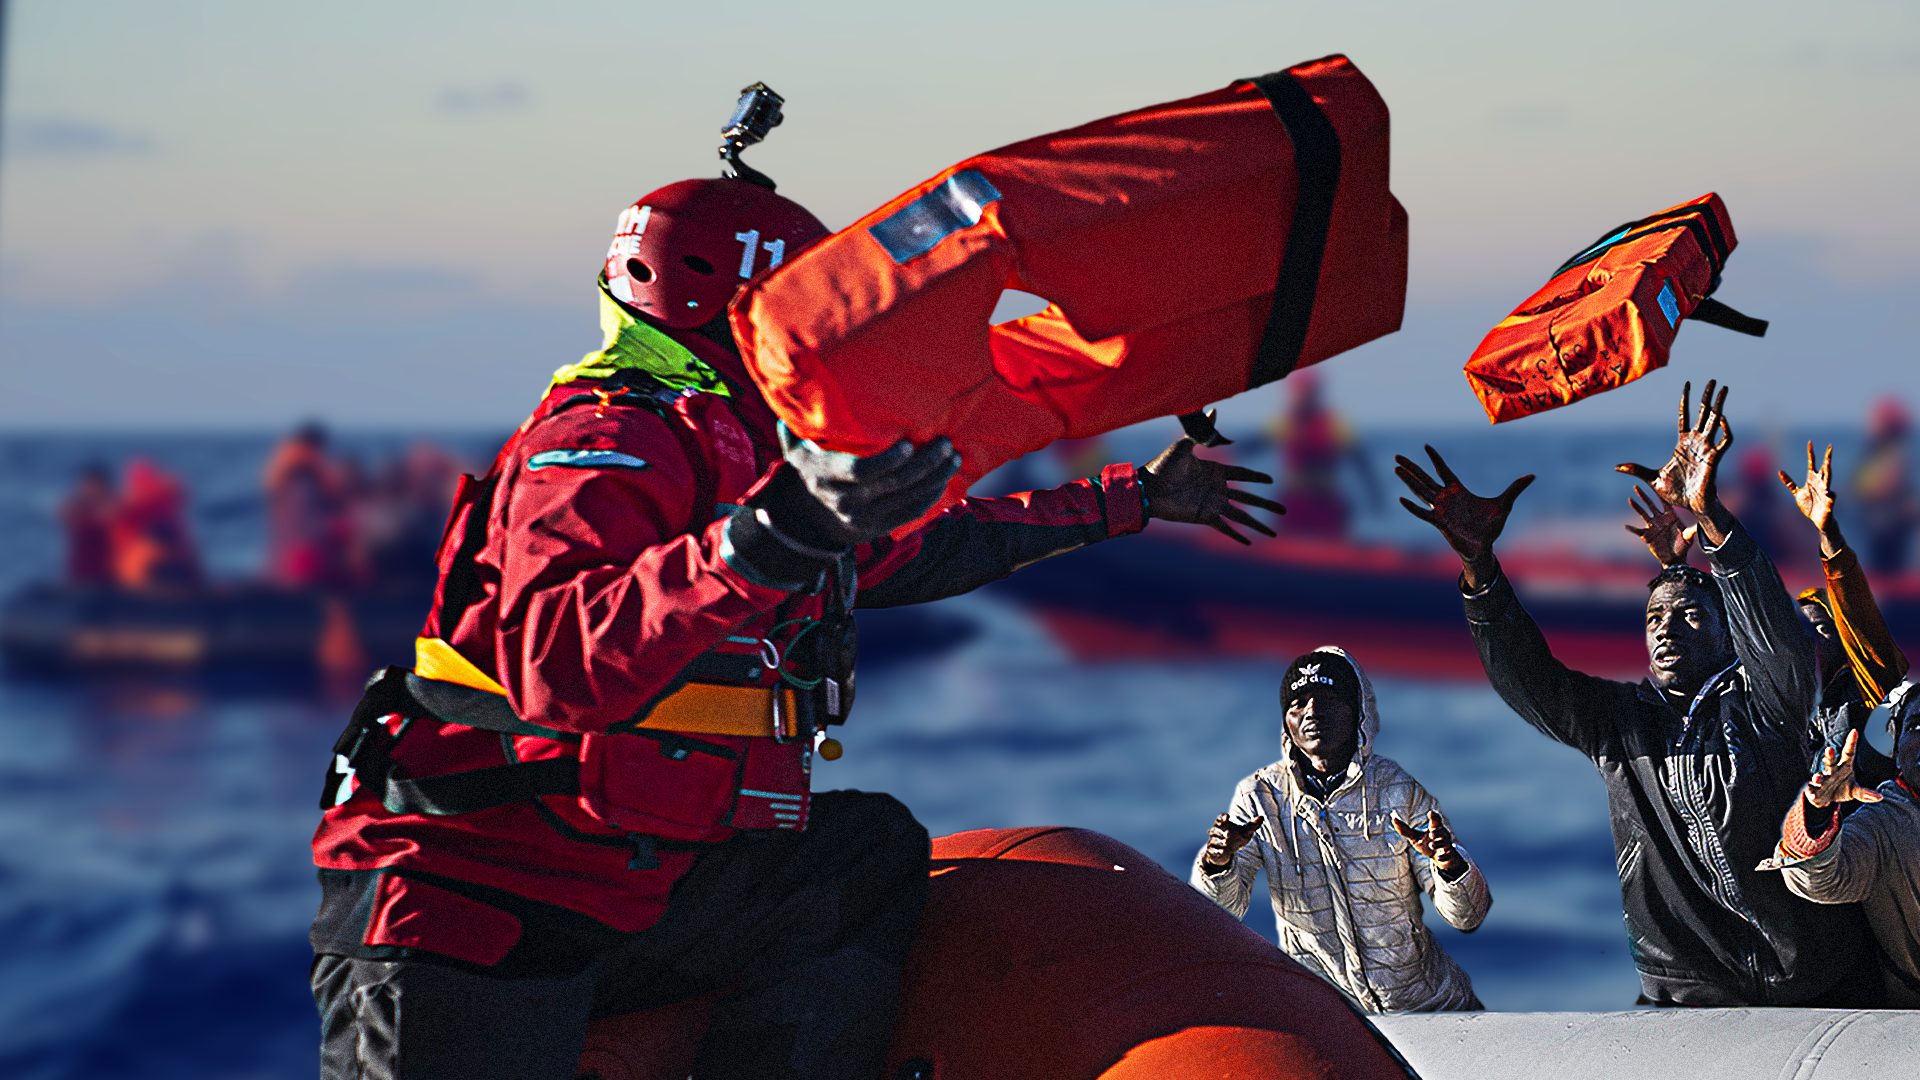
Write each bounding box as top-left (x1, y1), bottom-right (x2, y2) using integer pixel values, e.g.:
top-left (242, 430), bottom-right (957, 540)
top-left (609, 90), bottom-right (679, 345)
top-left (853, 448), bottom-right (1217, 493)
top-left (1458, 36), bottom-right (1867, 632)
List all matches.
top-left (720, 81), bottom-right (785, 191)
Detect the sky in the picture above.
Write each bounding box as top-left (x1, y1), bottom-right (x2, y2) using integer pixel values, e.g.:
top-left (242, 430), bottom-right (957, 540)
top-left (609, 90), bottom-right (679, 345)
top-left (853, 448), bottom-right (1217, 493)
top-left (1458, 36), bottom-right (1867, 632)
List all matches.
top-left (2, 0), bottom-right (1917, 433)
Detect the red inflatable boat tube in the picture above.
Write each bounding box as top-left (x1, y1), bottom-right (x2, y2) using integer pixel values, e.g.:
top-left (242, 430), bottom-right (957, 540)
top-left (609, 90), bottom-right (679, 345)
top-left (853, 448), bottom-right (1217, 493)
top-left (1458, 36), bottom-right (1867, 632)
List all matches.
top-left (732, 55), bottom-right (1406, 514)
top-left (1463, 192), bottom-right (1768, 424)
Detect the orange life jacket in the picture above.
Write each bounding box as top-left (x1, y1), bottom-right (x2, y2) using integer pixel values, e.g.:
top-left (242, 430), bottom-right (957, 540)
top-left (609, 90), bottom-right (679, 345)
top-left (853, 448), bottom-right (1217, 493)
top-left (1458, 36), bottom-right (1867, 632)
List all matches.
top-left (732, 54), bottom-right (1406, 519)
top-left (1463, 192), bottom-right (1768, 424)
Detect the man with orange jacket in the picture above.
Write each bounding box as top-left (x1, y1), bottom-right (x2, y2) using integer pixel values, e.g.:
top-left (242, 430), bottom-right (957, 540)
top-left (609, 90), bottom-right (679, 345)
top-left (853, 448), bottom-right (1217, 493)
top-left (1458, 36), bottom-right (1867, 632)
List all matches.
top-left (307, 125), bottom-right (1281, 1076)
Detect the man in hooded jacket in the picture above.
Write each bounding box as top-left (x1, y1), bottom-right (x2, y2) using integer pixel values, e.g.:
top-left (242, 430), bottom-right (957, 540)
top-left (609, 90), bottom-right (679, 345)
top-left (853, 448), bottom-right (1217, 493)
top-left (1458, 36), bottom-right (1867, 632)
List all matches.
top-left (1191, 646), bottom-right (1489, 1012)
top-left (1397, 380), bottom-right (1875, 1006)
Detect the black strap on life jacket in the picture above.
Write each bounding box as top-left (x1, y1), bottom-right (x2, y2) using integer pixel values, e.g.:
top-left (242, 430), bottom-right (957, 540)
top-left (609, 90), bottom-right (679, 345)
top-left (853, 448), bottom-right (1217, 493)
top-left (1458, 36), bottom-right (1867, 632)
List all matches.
top-left (1247, 65), bottom-right (1343, 389)
top-left (321, 667), bottom-right (578, 816)
top-left (1175, 66), bottom-right (1343, 440)
top-left (1688, 297), bottom-right (1769, 338)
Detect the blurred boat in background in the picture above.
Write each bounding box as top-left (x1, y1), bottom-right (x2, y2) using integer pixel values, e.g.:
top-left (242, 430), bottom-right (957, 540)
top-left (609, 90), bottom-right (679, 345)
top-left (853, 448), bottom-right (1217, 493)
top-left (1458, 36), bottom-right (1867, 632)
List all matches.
top-left (0, 579), bottom-right (979, 686)
top-left (992, 527), bottom-right (1920, 680)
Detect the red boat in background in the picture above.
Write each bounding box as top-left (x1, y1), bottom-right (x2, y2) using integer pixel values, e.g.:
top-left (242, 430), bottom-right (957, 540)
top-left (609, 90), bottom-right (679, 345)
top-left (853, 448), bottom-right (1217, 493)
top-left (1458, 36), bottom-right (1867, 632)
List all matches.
top-left (988, 527), bottom-right (1920, 681)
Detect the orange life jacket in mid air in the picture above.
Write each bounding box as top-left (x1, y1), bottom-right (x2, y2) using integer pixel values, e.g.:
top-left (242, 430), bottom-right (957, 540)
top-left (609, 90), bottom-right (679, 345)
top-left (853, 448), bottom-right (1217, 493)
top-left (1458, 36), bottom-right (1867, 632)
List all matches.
top-left (1463, 193), bottom-right (1769, 424)
top-left (732, 54), bottom-right (1406, 515)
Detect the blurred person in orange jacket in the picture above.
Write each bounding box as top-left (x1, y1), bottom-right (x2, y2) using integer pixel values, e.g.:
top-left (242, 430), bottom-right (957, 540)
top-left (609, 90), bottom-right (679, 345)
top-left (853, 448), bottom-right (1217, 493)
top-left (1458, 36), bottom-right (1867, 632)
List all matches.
top-left (111, 459), bottom-right (201, 589)
top-left (265, 422), bottom-right (353, 588)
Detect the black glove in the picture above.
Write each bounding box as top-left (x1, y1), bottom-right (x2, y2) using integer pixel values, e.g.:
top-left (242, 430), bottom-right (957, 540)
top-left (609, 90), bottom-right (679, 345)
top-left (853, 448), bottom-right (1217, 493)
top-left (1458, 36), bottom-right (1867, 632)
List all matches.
top-left (725, 431), bottom-right (960, 590)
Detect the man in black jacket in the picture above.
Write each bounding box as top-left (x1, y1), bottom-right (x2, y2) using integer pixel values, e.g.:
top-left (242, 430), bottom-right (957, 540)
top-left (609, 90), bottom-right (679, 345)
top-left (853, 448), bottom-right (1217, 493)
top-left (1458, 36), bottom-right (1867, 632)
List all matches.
top-left (1395, 380), bottom-right (1874, 1006)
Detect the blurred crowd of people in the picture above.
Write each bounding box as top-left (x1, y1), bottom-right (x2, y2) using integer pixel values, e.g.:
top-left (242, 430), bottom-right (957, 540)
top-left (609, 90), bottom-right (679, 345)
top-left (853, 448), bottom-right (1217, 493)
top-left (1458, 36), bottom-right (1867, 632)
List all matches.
top-left (58, 424), bottom-right (463, 594)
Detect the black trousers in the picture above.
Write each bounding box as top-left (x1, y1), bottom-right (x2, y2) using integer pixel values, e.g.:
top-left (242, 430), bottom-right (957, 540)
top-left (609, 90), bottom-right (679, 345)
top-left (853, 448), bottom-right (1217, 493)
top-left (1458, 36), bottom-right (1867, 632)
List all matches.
top-left (313, 790), bottom-right (930, 1080)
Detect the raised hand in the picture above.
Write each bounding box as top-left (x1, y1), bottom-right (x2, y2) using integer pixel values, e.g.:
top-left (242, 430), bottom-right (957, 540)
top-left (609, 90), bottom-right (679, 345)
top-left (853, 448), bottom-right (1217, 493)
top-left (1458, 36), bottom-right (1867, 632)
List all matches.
top-left (1201, 812), bottom-right (1265, 870)
top-left (1779, 442), bottom-right (1846, 558)
top-left (1626, 486), bottom-right (1697, 567)
top-left (1142, 436), bottom-right (1285, 545)
top-left (1616, 380), bottom-right (1734, 522)
top-left (1806, 728), bottom-right (1884, 809)
top-left (1395, 444), bottom-right (1534, 586)
top-left (1392, 810), bottom-right (1468, 879)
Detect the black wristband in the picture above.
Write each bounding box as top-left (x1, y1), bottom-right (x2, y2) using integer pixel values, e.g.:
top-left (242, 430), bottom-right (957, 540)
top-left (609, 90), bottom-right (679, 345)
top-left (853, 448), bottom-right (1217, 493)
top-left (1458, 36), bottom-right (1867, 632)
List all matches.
top-left (721, 507), bottom-right (832, 592)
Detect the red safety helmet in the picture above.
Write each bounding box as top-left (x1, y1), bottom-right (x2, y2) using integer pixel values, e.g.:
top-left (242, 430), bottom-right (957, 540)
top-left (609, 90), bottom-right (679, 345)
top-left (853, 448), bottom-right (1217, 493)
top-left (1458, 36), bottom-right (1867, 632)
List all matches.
top-left (603, 178), bottom-right (829, 329)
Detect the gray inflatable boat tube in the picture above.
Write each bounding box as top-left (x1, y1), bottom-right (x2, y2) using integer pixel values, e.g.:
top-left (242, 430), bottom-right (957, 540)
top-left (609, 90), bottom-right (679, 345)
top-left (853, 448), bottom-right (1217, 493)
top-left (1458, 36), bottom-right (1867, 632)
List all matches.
top-left (1373, 1009), bottom-right (1919, 1080)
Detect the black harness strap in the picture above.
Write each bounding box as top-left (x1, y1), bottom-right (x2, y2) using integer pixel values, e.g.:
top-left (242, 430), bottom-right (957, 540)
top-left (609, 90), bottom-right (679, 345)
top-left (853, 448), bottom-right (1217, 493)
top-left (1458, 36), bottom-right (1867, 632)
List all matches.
top-left (328, 666), bottom-right (753, 817)
top-left (382, 757), bottom-right (580, 817)
top-left (403, 673), bottom-right (578, 741)
top-left (1246, 67), bottom-right (1344, 389)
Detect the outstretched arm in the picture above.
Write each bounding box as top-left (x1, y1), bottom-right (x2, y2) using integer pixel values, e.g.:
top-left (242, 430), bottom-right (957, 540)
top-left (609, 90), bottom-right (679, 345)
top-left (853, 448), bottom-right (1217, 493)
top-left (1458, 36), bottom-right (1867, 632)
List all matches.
top-left (1397, 446), bottom-right (1623, 755)
top-left (857, 435), bottom-right (1281, 608)
top-left (1786, 442), bottom-right (1912, 706)
top-left (1766, 730), bottom-right (1889, 906)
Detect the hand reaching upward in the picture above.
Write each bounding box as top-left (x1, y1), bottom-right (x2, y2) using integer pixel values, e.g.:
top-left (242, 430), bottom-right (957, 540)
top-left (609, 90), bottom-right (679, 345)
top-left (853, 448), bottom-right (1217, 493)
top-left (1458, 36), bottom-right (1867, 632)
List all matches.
top-left (1806, 729), bottom-right (1884, 809)
top-left (1626, 486), bottom-right (1697, 567)
top-left (1394, 444), bottom-right (1533, 589)
top-left (1617, 380), bottom-right (1735, 543)
top-left (1780, 442), bottom-right (1847, 558)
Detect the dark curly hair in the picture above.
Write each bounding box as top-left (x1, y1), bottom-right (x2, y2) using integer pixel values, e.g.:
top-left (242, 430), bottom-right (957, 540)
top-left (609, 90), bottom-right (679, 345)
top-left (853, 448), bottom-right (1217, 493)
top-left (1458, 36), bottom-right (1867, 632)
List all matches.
top-left (1646, 563), bottom-right (1726, 619)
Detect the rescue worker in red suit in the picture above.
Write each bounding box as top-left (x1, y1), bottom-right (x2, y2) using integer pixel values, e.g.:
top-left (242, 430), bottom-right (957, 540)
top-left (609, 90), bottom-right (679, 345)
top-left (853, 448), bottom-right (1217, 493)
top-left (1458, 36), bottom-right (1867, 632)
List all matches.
top-left (307, 168), bottom-right (1283, 1077)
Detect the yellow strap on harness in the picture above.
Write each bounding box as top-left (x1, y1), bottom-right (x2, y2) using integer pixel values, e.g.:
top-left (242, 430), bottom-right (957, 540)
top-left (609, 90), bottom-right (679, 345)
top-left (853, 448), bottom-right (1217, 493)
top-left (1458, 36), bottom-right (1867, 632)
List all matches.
top-left (414, 637), bottom-right (510, 695)
top-left (412, 637), bottom-right (798, 739)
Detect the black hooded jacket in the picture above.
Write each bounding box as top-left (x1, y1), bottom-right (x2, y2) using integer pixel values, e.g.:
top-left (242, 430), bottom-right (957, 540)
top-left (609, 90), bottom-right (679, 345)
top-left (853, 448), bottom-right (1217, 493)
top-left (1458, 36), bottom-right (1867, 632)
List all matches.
top-left (1462, 522), bottom-right (1873, 1005)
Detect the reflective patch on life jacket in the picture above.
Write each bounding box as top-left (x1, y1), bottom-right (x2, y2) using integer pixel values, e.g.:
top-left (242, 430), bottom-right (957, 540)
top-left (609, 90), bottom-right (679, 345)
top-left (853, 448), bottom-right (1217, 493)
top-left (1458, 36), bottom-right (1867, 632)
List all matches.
top-left (1657, 280), bottom-right (1680, 328)
top-left (526, 449), bottom-right (650, 472)
top-left (868, 168), bottom-right (1002, 264)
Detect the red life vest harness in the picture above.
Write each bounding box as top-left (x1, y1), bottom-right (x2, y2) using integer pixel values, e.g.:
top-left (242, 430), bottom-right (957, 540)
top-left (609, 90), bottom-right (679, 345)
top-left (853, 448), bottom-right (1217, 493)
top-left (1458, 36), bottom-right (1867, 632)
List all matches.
top-left (320, 374), bottom-right (856, 862)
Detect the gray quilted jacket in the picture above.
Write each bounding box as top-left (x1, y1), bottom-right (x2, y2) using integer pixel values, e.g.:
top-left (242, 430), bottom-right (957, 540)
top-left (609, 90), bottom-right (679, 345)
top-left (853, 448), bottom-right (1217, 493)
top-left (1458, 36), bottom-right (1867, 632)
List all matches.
top-left (1190, 646), bottom-right (1489, 1012)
